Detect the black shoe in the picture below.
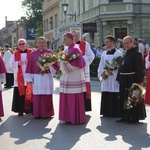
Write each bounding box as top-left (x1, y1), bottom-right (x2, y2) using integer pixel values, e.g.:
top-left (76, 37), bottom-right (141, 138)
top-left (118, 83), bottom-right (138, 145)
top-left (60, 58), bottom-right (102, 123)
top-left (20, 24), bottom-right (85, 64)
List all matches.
top-left (65, 121), bottom-right (73, 125)
top-left (4, 86), bottom-right (12, 88)
top-left (0, 118), bottom-right (2, 122)
top-left (42, 117), bottom-right (51, 119)
top-left (34, 117), bottom-right (41, 119)
top-left (128, 120), bottom-right (139, 124)
top-left (116, 118), bottom-right (125, 122)
top-left (18, 112), bottom-right (24, 116)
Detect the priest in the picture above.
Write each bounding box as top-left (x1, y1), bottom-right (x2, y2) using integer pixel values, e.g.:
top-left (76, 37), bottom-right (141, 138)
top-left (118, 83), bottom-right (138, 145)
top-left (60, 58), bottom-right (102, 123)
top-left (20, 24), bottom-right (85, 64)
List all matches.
top-left (25, 37), bottom-right (59, 119)
top-left (59, 32), bottom-right (86, 124)
top-left (10, 38), bottom-right (32, 116)
top-left (72, 30), bottom-right (95, 111)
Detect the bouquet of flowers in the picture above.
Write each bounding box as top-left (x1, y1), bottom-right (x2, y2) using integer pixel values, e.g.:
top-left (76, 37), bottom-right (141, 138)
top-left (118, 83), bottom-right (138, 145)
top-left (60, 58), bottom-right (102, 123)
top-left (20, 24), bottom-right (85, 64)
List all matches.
top-left (56, 51), bottom-right (79, 63)
top-left (37, 52), bottom-right (58, 75)
top-left (104, 55), bottom-right (122, 77)
top-left (124, 83), bottom-right (146, 109)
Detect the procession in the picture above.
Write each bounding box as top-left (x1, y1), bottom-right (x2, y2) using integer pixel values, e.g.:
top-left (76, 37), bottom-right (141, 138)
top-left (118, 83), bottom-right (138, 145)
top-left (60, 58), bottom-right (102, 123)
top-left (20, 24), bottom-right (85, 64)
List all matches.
top-left (0, 0), bottom-right (150, 150)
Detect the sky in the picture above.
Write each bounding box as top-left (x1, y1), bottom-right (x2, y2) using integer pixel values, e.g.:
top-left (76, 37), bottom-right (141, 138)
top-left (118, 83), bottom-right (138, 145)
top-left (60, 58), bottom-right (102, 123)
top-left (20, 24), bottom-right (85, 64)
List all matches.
top-left (0, 0), bottom-right (26, 29)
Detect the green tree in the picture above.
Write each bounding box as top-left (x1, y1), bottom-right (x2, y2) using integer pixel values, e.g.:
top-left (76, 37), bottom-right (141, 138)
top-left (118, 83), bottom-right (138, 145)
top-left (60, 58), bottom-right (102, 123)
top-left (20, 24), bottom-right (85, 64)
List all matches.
top-left (21, 0), bottom-right (43, 36)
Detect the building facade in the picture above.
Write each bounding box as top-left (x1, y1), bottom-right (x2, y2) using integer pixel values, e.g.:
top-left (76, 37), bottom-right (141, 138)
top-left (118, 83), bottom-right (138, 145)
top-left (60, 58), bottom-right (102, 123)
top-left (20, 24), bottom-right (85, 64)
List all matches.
top-left (0, 17), bottom-right (26, 48)
top-left (42, 0), bottom-right (150, 47)
top-left (42, 0), bottom-right (60, 49)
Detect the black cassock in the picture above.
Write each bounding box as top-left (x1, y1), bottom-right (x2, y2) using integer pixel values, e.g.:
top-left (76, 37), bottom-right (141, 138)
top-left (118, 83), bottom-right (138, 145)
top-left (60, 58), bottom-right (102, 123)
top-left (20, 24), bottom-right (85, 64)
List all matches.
top-left (100, 48), bottom-right (121, 117)
top-left (117, 47), bottom-right (146, 122)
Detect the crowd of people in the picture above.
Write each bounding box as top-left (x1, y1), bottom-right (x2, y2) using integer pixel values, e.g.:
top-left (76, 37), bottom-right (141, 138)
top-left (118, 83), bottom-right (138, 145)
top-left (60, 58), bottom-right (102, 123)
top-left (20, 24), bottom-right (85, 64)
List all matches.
top-left (0, 32), bottom-right (150, 125)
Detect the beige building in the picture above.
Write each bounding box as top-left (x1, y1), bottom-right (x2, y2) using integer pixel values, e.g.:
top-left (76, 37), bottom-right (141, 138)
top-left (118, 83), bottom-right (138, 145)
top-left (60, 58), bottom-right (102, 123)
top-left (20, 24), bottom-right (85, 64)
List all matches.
top-left (43, 0), bottom-right (150, 47)
top-left (42, 0), bottom-right (60, 49)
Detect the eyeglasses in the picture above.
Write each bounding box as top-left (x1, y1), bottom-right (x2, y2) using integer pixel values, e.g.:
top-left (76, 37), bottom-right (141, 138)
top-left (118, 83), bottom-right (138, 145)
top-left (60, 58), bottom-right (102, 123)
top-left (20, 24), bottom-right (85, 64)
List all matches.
top-left (19, 43), bottom-right (25, 46)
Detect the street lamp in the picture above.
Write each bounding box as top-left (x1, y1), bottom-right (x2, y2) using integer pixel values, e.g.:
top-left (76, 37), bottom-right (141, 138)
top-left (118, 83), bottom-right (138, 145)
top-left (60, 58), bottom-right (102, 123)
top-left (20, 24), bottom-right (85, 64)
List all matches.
top-left (62, 3), bottom-right (76, 22)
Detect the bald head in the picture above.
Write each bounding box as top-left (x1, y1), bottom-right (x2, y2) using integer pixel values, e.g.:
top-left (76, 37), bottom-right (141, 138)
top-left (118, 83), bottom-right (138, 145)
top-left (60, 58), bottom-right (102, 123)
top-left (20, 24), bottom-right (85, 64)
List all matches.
top-left (123, 36), bottom-right (133, 50)
top-left (123, 36), bottom-right (132, 42)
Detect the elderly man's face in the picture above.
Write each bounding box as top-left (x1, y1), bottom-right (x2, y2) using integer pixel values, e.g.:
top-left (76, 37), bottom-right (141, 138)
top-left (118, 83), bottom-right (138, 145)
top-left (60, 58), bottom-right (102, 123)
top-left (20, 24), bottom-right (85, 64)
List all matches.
top-left (18, 40), bottom-right (27, 51)
top-left (72, 32), bottom-right (80, 42)
top-left (123, 38), bottom-right (133, 50)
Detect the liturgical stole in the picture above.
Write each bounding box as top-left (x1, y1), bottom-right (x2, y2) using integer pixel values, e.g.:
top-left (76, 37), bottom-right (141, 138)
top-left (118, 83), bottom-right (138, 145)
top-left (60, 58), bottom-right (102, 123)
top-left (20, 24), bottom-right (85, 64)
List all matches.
top-left (79, 40), bottom-right (86, 55)
top-left (14, 49), bottom-right (32, 95)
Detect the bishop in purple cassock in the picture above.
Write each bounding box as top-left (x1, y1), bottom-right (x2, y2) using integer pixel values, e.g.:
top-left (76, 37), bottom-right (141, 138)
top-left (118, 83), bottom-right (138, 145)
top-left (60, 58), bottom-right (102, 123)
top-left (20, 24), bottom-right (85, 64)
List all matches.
top-left (25, 37), bottom-right (59, 119)
top-left (59, 32), bottom-right (86, 124)
top-left (0, 56), bottom-right (6, 121)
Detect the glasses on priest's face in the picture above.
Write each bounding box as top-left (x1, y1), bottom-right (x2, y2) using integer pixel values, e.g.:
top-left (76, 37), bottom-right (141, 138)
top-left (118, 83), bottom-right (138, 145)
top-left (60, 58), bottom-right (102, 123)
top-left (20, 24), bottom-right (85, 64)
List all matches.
top-left (19, 43), bottom-right (25, 46)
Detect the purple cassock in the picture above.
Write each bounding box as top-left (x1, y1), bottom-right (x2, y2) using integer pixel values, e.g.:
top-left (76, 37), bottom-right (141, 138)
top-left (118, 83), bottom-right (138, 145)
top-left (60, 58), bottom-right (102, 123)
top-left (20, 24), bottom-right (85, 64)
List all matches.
top-left (25, 48), bottom-right (59, 118)
top-left (59, 42), bottom-right (87, 124)
top-left (0, 56), bottom-right (6, 117)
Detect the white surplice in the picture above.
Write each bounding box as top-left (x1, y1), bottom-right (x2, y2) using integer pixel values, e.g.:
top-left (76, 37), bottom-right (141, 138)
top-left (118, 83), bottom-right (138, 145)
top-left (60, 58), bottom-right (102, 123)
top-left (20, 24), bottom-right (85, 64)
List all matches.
top-left (77, 41), bottom-right (95, 82)
top-left (98, 50), bottom-right (122, 92)
top-left (25, 73), bottom-right (53, 95)
top-left (9, 53), bottom-right (27, 87)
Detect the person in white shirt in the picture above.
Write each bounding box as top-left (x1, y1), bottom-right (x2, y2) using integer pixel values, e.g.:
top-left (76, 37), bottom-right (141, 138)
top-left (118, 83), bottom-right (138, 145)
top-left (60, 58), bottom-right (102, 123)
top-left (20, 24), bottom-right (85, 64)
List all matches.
top-left (96, 46), bottom-right (103, 58)
top-left (137, 38), bottom-right (145, 60)
top-left (3, 44), bottom-right (14, 88)
top-left (98, 35), bottom-right (122, 117)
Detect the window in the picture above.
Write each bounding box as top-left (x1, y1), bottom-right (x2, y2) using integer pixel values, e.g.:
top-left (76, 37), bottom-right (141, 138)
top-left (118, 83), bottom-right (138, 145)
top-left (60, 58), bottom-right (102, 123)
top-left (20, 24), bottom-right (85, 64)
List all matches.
top-left (46, 19), bottom-right (49, 31)
top-left (44, 20), bottom-right (46, 32)
top-left (83, 0), bottom-right (85, 12)
top-left (109, 0), bottom-right (123, 2)
top-left (78, 0), bottom-right (80, 15)
top-left (14, 37), bottom-right (16, 44)
top-left (50, 17), bottom-right (53, 30)
top-left (54, 14), bottom-right (58, 28)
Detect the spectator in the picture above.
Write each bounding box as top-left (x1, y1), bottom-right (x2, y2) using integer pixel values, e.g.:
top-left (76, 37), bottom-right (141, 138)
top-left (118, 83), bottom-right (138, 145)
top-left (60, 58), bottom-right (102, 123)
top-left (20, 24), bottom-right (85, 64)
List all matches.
top-left (138, 38), bottom-right (145, 60)
top-left (96, 46), bottom-right (103, 58)
top-left (91, 44), bottom-right (97, 56)
top-left (3, 44), bottom-right (14, 88)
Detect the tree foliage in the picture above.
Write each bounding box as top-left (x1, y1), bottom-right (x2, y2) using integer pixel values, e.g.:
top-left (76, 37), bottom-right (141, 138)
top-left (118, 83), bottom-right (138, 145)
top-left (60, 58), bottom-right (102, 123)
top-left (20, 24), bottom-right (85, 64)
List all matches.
top-left (21, 0), bottom-right (43, 29)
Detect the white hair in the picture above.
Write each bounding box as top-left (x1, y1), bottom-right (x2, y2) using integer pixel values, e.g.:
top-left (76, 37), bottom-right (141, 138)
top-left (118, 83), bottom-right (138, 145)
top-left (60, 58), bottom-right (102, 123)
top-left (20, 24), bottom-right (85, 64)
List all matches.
top-left (18, 38), bottom-right (27, 43)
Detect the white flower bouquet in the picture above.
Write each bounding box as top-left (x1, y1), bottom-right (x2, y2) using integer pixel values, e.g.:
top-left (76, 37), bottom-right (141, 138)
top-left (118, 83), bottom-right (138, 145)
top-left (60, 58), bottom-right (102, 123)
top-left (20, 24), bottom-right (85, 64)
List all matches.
top-left (56, 51), bottom-right (79, 63)
top-left (37, 52), bottom-right (58, 75)
top-left (104, 55), bottom-right (122, 77)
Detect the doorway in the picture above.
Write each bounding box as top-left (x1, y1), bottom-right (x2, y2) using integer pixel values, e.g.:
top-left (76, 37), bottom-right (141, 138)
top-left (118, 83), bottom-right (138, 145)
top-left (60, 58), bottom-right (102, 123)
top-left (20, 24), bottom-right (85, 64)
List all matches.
top-left (114, 27), bottom-right (128, 40)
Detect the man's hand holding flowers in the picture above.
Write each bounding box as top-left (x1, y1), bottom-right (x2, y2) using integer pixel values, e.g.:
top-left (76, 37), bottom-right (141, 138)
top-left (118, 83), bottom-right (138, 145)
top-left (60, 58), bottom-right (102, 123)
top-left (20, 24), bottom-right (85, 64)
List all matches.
top-left (103, 56), bottom-right (122, 79)
top-left (37, 52), bottom-right (58, 75)
top-left (56, 51), bottom-right (79, 63)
